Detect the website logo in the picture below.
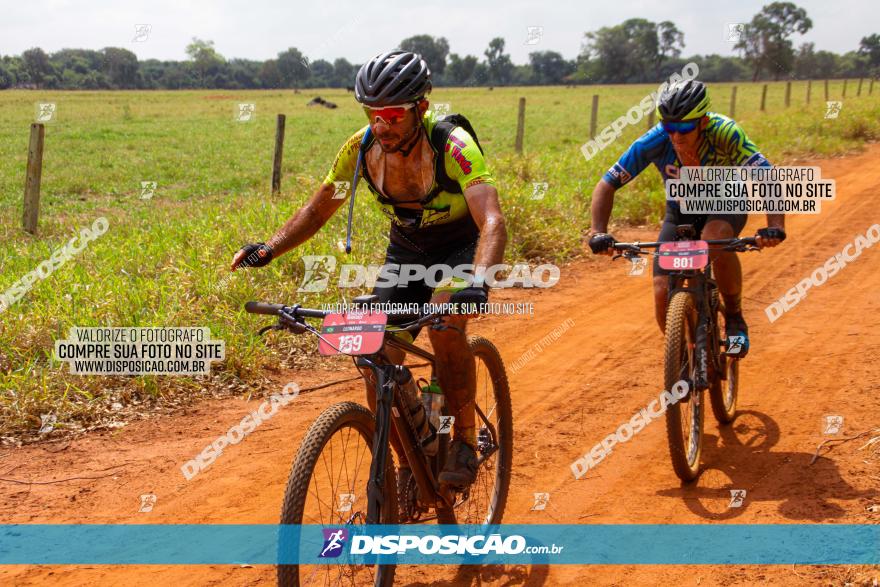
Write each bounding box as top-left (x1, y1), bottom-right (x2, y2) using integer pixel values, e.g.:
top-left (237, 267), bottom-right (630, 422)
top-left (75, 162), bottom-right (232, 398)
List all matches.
top-left (319, 528), bottom-right (349, 558)
top-left (298, 255), bottom-right (338, 293)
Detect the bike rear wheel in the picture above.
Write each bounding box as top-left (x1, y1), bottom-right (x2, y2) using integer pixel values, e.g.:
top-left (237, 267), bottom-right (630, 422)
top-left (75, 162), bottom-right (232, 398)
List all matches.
top-left (278, 401), bottom-right (397, 587)
top-left (664, 292), bottom-right (704, 482)
top-left (709, 295), bottom-right (739, 424)
top-left (710, 355), bottom-right (739, 424)
top-left (444, 336), bottom-right (513, 526)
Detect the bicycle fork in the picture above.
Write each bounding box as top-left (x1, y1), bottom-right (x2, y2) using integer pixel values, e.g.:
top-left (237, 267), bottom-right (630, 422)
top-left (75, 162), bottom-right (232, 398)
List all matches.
top-left (365, 363), bottom-right (394, 525)
top-left (695, 312), bottom-right (712, 391)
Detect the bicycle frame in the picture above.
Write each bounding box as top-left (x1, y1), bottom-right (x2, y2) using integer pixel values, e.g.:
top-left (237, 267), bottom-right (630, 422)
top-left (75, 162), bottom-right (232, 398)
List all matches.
top-left (359, 350), bottom-right (451, 525)
top-left (362, 331), bottom-right (500, 524)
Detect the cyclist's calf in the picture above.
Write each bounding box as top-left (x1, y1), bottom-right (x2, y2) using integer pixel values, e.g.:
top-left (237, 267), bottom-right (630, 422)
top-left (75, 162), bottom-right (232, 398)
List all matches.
top-left (653, 275), bottom-right (668, 333)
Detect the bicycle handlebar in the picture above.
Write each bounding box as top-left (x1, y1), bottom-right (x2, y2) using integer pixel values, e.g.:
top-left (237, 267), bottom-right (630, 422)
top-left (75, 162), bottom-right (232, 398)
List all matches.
top-left (245, 302), bottom-right (444, 335)
top-left (612, 236), bottom-right (759, 254)
top-left (244, 301), bottom-right (286, 316)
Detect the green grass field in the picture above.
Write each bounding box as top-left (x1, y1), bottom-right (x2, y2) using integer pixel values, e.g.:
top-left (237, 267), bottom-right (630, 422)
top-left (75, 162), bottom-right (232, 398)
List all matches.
top-left (1, 79), bottom-right (878, 436)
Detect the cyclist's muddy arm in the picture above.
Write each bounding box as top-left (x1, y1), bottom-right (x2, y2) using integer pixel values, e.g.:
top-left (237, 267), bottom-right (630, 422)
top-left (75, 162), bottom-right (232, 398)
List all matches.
top-left (589, 179), bottom-right (616, 234)
top-left (265, 183), bottom-right (347, 258)
top-left (463, 183), bottom-right (507, 277)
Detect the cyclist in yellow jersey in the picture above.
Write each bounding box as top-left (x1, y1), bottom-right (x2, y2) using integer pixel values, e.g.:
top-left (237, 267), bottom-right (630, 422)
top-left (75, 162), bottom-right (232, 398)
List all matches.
top-left (231, 51), bottom-right (507, 490)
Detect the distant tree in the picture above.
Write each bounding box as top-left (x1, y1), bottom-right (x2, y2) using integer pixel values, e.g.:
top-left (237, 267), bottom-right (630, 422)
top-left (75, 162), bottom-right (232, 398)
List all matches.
top-left (484, 37), bottom-right (513, 85)
top-left (446, 53), bottom-right (478, 85)
top-left (689, 54), bottom-right (750, 82)
top-left (0, 63), bottom-right (14, 89)
top-left (276, 47), bottom-right (310, 88)
top-left (528, 51), bottom-right (573, 85)
top-left (581, 18), bottom-right (675, 82)
top-left (260, 59), bottom-right (283, 89)
top-left (859, 34), bottom-right (880, 73)
top-left (227, 59), bottom-right (261, 89)
top-left (185, 38), bottom-right (226, 86)
top-left (102, 47), bottom-right (140, 88)
top-left (656, 21), bottom-right (685, 73)
top-left (734, 2), bottom-right (812, 81)
top-left (333, 58), bottom-right (356, 87)
top-left (22, 47), bottom-right (53, 87)
top-left (306, 58), bottom-right (335, 87)
top-left (399, 35), bottom-right (450, 75)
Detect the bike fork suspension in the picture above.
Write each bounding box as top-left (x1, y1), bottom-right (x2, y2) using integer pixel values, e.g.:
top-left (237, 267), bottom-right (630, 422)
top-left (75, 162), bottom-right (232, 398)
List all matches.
top-left (366, 364), bottom-right (394, 524)
top-left (695, 316), bottom-right (710, 390)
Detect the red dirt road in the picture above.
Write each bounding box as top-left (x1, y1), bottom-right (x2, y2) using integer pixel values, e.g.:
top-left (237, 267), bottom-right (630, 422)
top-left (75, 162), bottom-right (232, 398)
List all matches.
top-left (2, 146), bottom-right (879, 586)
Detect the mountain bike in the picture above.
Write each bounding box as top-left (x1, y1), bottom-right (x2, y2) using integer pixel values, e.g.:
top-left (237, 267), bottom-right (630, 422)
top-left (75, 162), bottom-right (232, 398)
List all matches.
top-left (245, 294), bottom-right (513, 586)
top-left (612, 225), bottom-right (759, 481)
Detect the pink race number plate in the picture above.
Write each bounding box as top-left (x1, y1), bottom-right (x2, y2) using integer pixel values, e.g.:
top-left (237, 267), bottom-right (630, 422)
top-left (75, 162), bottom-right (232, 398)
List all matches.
top-left (318, 311), bottom-right (388, 356)
top-left (658, 240), bottom-right (709, 271)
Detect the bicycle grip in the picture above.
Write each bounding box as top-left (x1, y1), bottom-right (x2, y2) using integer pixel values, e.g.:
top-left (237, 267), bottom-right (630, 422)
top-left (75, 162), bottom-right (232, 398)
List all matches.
top-left (245, 301), bottom-right (284, 315)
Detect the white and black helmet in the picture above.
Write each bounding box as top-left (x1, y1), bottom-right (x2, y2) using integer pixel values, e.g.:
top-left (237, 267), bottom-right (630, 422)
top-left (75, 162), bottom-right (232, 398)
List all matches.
top-left (355, 51), bottom-right (432, 107)
top-left (656, 79), bottom-right (711, 121)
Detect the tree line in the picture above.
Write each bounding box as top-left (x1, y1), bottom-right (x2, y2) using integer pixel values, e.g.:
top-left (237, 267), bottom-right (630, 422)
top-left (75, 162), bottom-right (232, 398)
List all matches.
top-left (2, 2), bottom-right (878, 90)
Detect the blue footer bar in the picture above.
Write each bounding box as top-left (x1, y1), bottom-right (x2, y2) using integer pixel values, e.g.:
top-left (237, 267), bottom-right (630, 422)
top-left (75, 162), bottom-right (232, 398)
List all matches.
top-left (0, 524), bottom-right (876, 565)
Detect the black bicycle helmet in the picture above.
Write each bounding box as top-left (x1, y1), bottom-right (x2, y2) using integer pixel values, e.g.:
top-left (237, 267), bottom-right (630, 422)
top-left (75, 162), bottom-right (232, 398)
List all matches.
top-left (656, 79), bottom-right (711, 121)
top-left (355, 51), bottom-right (431, 107)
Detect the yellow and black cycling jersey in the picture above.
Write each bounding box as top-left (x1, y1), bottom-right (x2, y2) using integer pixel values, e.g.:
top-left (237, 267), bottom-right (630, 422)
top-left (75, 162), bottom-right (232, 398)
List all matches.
top-left (324, 110), bottom-right (494, 254)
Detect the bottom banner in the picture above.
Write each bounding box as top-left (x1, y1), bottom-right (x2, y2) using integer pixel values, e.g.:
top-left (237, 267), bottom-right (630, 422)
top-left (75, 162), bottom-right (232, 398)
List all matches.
top-left (0, 524), bottom-right (876, 565)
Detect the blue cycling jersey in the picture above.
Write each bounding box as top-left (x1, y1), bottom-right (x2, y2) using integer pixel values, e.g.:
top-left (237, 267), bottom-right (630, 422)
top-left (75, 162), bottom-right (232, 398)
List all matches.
top-left (602, 112), bottom-right (772, 210)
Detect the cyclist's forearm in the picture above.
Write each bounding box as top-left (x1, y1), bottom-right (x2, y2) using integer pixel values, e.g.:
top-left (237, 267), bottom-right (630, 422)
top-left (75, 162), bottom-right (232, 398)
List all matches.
top-left (766, 213), bottom-right (785, 230)
top-left (590, 180), bottom-right (616, 233)
top-left (473, 215), bottom-right (507, 271)
top-left (268, 184), bottom-right (339, 257)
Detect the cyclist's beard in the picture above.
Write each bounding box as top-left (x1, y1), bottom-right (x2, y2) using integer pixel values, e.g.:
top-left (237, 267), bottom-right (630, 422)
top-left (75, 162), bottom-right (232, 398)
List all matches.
top-left (671, 134), bottom-right (703, 167)
top-left (377, 120), bottom-right (422, 154)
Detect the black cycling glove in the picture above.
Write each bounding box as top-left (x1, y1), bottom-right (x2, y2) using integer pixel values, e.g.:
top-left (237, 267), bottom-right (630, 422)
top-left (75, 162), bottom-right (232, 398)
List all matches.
top-left (588, 233), bottom-right (617, 254)
top-left (450, 286), bottom-right (489, 308)
top-left (236, 243), bottom-right (274, 268)
top-left (757, 227), bottom-right (787, 243)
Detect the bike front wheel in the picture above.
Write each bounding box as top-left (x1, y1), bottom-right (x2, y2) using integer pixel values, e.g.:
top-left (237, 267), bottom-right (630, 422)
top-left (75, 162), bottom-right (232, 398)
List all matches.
top-left (664, 292), bottom-right (704, 482)
top-left (444, 336), bottom-right (513, 526)
top-left (277, 401), bottom-right (397, 587)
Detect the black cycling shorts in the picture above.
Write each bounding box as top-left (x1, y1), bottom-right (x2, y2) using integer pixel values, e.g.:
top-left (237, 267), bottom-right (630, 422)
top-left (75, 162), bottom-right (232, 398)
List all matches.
top-left (372, 239), bottom-right (478, 334)
top-left (653, 206), bottom-right (747, 276)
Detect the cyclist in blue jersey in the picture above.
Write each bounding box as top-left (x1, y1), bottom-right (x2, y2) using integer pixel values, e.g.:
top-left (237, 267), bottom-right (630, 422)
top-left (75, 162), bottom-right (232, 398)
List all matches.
top-left (587, 80), bottom-right (787, 357)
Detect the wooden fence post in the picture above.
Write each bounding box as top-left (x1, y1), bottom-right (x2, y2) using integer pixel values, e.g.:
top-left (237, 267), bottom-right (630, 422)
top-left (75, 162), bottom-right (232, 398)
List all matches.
top-left (760, 84), bottom-right (768, 111)
top-left (824, 79), bottom-right (829, 102)
top-left (729, 86), bottom-right (737, 118)
top-left (857, 78), bottom-right (863, 97)
top-left (271, 114), bottom-right (286, 195)
top-left (515, 97), bottom-right (526, 154)
top-left (785, 81), bottom-right (791, 107)
top-left (806, 80), bottom-right (811, 104)
top-left (589, 94), bottom-right (599, 139)
top-left (23, 123), bottom-right (45, 235)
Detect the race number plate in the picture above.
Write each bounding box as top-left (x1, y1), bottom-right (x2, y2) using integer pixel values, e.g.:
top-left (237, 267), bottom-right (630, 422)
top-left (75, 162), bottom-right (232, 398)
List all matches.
top-left (658, 240), bottom-right (709, 271)
top-left (318, 311), bottom-right (387, 356)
